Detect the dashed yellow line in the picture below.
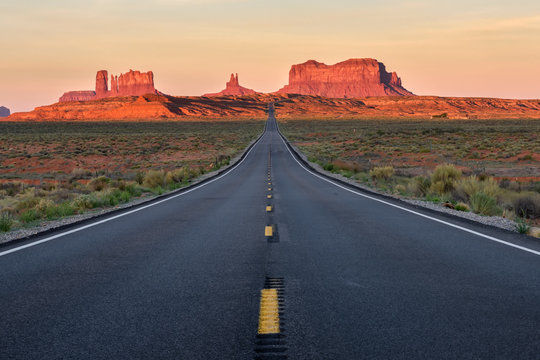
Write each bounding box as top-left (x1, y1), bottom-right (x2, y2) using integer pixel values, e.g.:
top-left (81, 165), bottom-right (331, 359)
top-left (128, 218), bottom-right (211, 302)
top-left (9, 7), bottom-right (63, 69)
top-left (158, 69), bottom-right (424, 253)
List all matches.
top-left (258, 288), bottom-right (280, 334)
top-left (267, 195), bottom-right (272, 199)
top-left (268, 188), bottom-right (272, 191)
top-left (265, 226), bottom-right (273, 237)
top-left (266, 205), bottom-right (273, 212)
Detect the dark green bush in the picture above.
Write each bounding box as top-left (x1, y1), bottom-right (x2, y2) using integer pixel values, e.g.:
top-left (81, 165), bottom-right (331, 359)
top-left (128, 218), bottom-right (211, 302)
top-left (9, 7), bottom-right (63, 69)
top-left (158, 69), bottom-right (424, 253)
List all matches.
top-left (0, 212), bottom-right (13, 232)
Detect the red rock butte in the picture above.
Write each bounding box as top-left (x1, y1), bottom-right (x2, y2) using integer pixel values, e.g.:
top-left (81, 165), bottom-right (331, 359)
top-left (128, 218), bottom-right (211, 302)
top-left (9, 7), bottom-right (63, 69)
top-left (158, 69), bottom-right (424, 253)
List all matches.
top-left (277, 58), bottom-right (413, 98)
top-left (59, 69), bottom-right (158, 102)
top-left (204, 73), bottom-right (258, 97)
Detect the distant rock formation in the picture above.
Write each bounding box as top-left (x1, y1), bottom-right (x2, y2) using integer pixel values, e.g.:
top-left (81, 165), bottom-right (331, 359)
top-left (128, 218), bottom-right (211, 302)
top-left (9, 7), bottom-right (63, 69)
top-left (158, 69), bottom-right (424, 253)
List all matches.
top-left (59, 69), bottom-right (158, 102)
top-left (204, 73), bottom-right (258, 96)
top-left (59, 91), bottom-right (96, 102)
top-left (0, 106), bottom-right (10, 117)
top-left (277, 59), bottom-right (413, 97)
top-left (8, 94), bottom-right (540, 121)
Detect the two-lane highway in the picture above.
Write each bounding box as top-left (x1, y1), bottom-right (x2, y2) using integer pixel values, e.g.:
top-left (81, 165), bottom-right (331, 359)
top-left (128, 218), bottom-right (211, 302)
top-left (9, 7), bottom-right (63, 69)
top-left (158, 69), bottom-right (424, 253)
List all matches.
top-left (1, 107), bottom-right (539, 359)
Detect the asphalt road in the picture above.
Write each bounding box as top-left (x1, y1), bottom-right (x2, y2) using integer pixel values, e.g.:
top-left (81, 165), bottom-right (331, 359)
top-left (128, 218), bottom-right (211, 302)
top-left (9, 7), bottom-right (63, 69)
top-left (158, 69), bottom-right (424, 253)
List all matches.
top-left (1, 107), bottom-right (539, 359)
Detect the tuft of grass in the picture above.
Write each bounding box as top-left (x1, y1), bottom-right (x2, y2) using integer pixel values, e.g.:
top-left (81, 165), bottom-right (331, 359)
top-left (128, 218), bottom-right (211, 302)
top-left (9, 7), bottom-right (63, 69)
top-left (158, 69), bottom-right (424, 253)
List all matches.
top-left (454, 202), bottom-right (470, 212)
top-left (430, 164), bottom-right (462, 195)
top-left (0, 212), bottom-right (13, 232)
top-left (20, 209), bottom-right (39, 223)
top-left (470, 192), bottom-right (499, 216)
top-left (455, 176), bottom-right (500, 201)
top-left (143, 170), bottom-right (166, 189)
top-left (89, 176), bottom-right (110, 192)
top-left (515, 218), bottom-right (530, 234)
top-left (369, 166), bottom-right (394, 181)
top-left (407, 176), bottom-right (431, 197)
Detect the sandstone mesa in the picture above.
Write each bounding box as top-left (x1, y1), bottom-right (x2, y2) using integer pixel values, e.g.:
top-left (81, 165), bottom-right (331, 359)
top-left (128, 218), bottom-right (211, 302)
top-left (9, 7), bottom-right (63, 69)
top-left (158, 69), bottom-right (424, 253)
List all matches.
top-left (5, 58), bottom-right (540, 121)
top-left (204, 73), bottom-right (258, 97)
top-left (277, 59), bottom-right (413, 97)
top-left (59, 69), bottom-right (158, 102)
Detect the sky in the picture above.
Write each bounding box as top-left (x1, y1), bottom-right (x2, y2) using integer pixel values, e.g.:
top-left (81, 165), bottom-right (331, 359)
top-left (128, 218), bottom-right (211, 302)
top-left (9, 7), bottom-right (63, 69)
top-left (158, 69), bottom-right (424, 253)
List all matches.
top-left (1, 0), bottom-right (539, 112)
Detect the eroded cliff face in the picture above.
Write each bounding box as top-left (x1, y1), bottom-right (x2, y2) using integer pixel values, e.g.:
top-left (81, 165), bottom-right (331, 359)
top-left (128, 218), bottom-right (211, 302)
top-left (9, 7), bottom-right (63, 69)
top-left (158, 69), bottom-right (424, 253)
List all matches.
top-left (277, 58), bottom-right (413, 97)
top-left (59, 91), bottom-right (96, 102)
top-left (59, 70), bottom-right (158, 102)
top-left (204, 73), bottom-right (258, 96)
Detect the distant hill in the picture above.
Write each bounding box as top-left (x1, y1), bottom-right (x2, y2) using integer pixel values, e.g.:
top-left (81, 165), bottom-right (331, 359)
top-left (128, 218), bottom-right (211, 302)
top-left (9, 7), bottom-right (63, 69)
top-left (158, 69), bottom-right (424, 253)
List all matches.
top-left (0, 106), bottom-right (10, 117)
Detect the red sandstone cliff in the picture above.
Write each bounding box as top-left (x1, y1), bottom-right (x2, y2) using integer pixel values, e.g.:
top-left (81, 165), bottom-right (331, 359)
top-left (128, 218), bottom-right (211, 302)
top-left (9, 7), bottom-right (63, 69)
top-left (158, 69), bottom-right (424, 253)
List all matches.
top-left (277, 59), bottom-right (413, 98)
top-left (59, 91), bottom-right (96, 102)
top-left (59, 69), bottom-right (158, 102)
top-left (204, 73), bottom-right (258, 96)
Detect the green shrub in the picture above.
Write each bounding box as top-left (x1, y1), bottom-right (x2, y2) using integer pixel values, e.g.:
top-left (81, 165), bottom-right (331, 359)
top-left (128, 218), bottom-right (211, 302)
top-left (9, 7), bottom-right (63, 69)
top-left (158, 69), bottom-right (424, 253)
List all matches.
top-left (125, 183), bottom-right (142, 197)
top-left (165, 169), bottom-right (185, 184)
top-left (454, 202), bottom-right (470, 212)
top-left (143, 170), bottom-right (166, 188)
top-left (430, 164), bottom-right (462, 195)
top-left (101, 189), bottom-right (124, 206)
top-left (135, 171), bottom-right (145, 185)
top-left (323, 163), bottom-right (335, 172)
top-left (455, 176), bottom-right (500, 201)
top-left (89, 176), bottom-right (110, 191)
top-left (45, 202), bottom-right (75, 220)
top-left (20, 209), bottom-right (39, 223)
top-left (369, 166), bottom-right (394, 181)
top-left (0, 212), bottom-right (13, 232)
top-left (74, 194), bottom-right (97, 210)
top-left (510, 192), bottom-right (540, 219)
top-left (15, 194), bottom-right (40, 212)
top-left (35, 198), bottom-right (54, 214)
top-left (470, 192), bottom-right (499, 216)
top-left (515, 219), bottom-right (530, 234)
top-left (119, 191), bottom-right (131, 203)
top-left (407, 176), bottom-right (431, 197)
top-left (394, 184), bottom-right (407, 195)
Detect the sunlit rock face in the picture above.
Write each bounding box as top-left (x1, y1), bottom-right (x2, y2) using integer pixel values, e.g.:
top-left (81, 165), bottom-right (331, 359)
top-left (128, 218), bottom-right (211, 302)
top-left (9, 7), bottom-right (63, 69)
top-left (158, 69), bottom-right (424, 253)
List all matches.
top-left (277, 58), bottom-right (413, 98)
top-left (204, 73), bottom-right (258, 96)
top-left (59, 69), bottom-right (157, 102)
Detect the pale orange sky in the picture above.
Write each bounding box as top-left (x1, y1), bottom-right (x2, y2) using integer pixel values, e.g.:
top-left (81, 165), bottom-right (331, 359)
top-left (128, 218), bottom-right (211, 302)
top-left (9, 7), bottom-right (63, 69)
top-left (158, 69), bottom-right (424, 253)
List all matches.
top-left (1, 0), bottom-right (539, 112)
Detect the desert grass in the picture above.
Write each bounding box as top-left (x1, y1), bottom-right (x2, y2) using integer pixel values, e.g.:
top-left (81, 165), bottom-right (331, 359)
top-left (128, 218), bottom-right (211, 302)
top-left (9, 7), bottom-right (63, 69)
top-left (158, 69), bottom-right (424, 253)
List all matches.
top-left (0, 121), bottom-right (263, 232)
top-left (280, 118), bottom-right (540, 229)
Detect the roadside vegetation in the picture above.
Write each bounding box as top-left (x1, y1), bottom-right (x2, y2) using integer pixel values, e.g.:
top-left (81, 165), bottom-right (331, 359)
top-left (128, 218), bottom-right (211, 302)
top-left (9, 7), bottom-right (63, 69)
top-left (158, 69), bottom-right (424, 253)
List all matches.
top-left (280, 119), bottom-right (540, 235)
top-left (0, 121), bottom-right (263, 232)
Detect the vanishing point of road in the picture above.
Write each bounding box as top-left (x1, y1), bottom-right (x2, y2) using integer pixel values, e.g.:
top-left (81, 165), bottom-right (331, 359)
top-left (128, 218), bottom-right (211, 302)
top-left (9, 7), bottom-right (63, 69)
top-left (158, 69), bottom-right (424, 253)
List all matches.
top-left (1, 106), bottom-right (539, 359)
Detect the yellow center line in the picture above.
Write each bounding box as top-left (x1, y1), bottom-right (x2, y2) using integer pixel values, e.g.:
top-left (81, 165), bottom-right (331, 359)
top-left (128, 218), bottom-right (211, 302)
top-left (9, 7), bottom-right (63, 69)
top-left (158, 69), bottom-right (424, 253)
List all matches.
top-left (267, 195), bottom-right (272, 199)
top-left (266, 205), bottom-right (272, 212)
top-left (265, 226), bottom-right (273, 237)
top-left (258, 288), bottom-right (280, 334)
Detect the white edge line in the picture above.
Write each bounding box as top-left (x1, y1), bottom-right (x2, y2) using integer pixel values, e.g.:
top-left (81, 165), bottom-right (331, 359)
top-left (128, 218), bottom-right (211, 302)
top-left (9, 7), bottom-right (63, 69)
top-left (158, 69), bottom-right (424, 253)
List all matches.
top-left (278, 131), bottom-right (540, 257)
top-left (0, 131), bottom-right (266, 257)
